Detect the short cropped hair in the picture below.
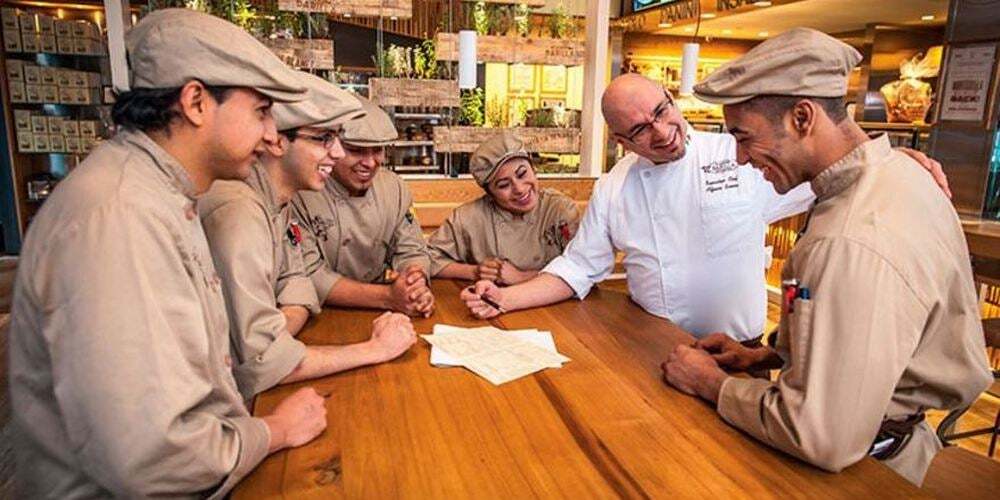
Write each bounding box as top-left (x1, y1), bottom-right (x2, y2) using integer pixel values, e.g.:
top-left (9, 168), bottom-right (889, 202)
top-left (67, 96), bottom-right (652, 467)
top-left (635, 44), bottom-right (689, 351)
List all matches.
top-left (111, 85), bottom-right (233, 132)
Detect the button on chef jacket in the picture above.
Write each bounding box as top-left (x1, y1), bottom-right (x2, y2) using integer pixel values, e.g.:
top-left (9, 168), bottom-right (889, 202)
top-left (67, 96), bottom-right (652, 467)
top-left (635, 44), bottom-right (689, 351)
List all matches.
top-left (543, 127), bottom-right (814, 340)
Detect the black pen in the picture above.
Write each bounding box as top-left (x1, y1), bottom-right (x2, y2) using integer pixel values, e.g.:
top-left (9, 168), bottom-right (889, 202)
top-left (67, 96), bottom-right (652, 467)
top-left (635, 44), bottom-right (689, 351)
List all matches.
top-left (466, 286), bottom-right (506, 314)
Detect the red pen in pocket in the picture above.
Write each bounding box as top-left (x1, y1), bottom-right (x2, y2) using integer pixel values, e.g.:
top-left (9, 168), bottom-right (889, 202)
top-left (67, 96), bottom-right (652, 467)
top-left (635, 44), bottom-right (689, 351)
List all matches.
top-left (782, 278), bottom-right (799, 314)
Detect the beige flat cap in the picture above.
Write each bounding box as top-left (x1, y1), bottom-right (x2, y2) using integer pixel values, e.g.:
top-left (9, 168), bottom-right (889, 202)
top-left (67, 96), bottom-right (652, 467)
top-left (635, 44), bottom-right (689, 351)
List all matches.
top-left (126, 8), bottom-right (305, 102)
top-left (341, 97), bottom-right (398, 147)
top-left (694, 27), bottom-right (862, 105)
top-left (469, 131), bottom-right (531, 187)
top-left (272, 72), bottom-right (365, 131)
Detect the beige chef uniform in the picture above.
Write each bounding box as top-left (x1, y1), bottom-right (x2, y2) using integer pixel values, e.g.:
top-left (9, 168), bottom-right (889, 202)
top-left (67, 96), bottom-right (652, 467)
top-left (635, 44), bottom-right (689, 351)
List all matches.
top-left (695, 28), bottom-right (993, 485)
top-left (7, 9), bottom-right (307, 498)
top-left (200, 72), bottom-right (363, 400)
top-left (427, 132), bottom-right (580, 276)
top-left (293, 97), bottom-right (430, 300)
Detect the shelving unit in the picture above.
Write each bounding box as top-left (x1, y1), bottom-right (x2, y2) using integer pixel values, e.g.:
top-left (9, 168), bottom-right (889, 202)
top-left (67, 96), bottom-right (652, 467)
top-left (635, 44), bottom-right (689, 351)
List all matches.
top-left (1, 3), bottom-right (114, 250)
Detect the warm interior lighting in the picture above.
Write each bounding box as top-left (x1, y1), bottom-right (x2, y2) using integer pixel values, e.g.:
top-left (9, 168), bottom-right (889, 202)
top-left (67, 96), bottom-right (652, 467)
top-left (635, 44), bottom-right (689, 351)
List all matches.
top-left (701, 13), bottom-right (716, 19)
top-left (658, 22), bottom-right (672, 28)
top-left (921, 15), bottom-right (935, 21)
top-left (758, 31), bottom-right (769, 37)
top-left (56, 8), bottom-right (64, 19)
top-left (390, 16), bottom-right (399, 21)
top-left (684, 27), bottom-right (695, 32)
top-left (343, 13), bottom-right (352, 18)
top-left (722, 29), bottom-right (733, 34)
top-left (754, 1), bottom-right (772, 6)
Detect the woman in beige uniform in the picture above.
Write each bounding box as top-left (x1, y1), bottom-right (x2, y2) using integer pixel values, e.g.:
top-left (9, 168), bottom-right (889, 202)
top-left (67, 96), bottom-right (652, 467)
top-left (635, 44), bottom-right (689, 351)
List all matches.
top-left (428, 132), bottom-right (580, 285)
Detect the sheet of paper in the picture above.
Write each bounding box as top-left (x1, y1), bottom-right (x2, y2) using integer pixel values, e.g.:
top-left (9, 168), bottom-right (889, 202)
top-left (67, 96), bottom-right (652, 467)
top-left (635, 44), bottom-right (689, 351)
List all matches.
top-left (430, 326), bottom-right (559, 367)
top-left (422, 325), bottom-right (570, 385)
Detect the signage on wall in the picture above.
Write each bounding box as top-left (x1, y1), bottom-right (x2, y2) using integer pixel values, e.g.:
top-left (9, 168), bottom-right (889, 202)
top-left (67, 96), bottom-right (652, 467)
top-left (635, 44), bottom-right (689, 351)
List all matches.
top-left (939, 44), bottom-right (997, 123)
top-left (633, 0), bottom-right (683, 13)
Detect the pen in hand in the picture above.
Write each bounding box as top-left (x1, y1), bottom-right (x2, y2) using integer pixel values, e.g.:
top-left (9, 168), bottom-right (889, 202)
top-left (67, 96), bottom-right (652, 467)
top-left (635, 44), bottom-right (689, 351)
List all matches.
top-left (466, 286), bottom-right (507, 314)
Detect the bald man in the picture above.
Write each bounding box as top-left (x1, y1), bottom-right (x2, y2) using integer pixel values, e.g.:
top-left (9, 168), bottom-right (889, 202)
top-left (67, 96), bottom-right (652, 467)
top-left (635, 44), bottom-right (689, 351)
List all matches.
top-left (462, 74), bottom-right (950, 343)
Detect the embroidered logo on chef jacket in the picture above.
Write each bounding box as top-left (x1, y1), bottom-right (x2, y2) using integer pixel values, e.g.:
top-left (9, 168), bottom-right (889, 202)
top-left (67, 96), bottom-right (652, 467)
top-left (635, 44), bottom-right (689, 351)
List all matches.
top-left (309, 215), bottom-right (333, 241)
top-left (405, 206), bottom-right (417, 225)
top-left (701, 159), bottom-right (741, 199)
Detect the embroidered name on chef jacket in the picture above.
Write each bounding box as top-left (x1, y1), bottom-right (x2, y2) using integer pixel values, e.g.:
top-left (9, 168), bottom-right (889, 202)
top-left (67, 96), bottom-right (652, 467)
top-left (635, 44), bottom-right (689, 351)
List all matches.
top-left (701, 159), bottom-right (740, 197)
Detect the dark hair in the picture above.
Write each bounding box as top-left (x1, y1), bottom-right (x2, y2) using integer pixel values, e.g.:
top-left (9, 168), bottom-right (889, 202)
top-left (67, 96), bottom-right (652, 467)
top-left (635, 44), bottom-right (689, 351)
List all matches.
top-left (741, 95), bottom-right (848, 125)
top-left (111, 84), bottom-right (233, 132)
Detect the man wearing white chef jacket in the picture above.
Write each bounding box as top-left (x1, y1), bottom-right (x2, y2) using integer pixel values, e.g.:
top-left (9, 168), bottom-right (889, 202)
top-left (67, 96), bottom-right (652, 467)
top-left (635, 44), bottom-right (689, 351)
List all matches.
top-left (461, 73), bottom-right (950, 342)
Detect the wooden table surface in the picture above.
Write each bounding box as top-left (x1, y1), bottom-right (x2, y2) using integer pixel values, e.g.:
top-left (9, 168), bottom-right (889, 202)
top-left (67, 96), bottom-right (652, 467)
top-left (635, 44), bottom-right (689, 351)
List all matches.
top-left (234, 280), bottom-right (923, 499)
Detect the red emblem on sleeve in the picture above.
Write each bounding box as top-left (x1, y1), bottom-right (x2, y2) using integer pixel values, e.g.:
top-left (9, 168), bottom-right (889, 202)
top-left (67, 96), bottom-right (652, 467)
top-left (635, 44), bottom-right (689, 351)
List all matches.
top-left (287, 222), bottom-right (303, 246)
top-left (559, 221), bottom-right (572, 243)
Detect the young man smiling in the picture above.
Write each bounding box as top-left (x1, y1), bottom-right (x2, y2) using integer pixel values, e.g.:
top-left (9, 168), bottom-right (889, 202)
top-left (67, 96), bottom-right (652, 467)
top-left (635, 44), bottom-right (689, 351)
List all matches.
top-left (293, 97), bottom-right (434, 317)
top-left (8, 9), bottom-right (329, 498)
top-left (200, 72), bottom-right (417, 401)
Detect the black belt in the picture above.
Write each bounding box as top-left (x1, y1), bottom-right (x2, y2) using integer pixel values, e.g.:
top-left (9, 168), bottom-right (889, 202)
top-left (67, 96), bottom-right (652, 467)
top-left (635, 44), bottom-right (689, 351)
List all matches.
top-left (868, 413), bottom-right (925, 460)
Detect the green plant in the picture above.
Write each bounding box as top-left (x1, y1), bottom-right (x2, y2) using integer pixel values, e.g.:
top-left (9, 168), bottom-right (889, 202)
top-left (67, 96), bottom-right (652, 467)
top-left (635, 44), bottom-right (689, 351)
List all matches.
top-left (413, 38), bottom-right (439, 79)
top-left (472, 2), bottom-right (490, 35)
top-left (515, 4), bottom-right (530, 37)
top-left (460, 88), bottom-right (485, 126)
top-left (485, 96), bottom-right (507, 127)
top-left (547, 5), bottom-right (574, 39)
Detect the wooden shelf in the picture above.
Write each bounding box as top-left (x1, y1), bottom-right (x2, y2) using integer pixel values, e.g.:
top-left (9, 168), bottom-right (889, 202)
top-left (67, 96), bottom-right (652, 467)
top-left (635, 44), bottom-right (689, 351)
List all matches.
top-left (432, 126), bottom-right (581, 154)
top-left (391, 140), bottom-right (434, 147)
top-left (369, 78), bottom-right (460, 108)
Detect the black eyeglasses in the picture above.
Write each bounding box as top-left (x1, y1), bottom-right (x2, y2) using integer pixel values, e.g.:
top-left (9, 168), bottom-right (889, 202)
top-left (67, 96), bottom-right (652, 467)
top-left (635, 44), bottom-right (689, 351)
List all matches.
top-left (294, 130), bottom-right (341, 150)
top-left (616, 90), bottom-right (676, 143)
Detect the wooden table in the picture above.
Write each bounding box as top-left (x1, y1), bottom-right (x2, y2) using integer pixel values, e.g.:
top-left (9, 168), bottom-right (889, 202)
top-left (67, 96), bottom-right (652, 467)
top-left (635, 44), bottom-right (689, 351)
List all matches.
top-left (234, 280), bottom-right (923, 498)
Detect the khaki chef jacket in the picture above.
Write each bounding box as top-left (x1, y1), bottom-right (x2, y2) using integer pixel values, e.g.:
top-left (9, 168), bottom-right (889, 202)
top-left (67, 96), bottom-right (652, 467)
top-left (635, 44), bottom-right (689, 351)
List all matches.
top-left (716, 135), bottom-right (993, 485)
top-left (292, 169), bottom-right (430, 299)
top-left (200, 163), bottom-right (320, 400)
top-left (427, 188), bottom-right (580, 276)
top-left (7, 130), bottom-right (269, 498)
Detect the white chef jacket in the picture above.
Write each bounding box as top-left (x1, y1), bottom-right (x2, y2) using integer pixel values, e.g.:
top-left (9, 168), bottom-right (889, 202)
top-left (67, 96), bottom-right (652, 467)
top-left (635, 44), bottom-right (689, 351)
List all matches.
top-left (544, 127), bottom-right (814, 340)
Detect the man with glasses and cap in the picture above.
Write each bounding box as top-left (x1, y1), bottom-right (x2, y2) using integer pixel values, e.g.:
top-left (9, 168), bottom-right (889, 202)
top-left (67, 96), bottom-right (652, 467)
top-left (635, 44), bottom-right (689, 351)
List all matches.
top-left (428, 131), bottom-right (580, 284)
top-left (293, 97), bottom-right (434, 317)
top-left (661, 28), bottom-right (991, 484)
top-left (8, 9), bottom-right (330, 498)
top-left (463, 74), bottom-right (950, 343)
top-left (200, 72), bottom-right (417, 402)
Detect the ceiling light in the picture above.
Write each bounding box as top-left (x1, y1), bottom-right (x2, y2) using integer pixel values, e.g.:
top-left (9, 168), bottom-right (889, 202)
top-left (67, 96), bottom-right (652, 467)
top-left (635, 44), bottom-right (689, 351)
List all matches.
top-left (722, 29), bottom-right (733, 35)
top-left (758, 31), bottom-right (769, 37)
top-left (701, 13), bottom-right (716, 19)
top-left (754, 1), bottom-right (772, 6)
top-left (921, 15), bottom-right (935, 21)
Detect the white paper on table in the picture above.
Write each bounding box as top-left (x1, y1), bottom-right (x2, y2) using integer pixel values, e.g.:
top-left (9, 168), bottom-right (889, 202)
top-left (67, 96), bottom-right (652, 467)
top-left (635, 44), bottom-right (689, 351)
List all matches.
top-left (429, 326), bottom-right (559, 367)
top-left (421, 326), bottom-right (570, 385)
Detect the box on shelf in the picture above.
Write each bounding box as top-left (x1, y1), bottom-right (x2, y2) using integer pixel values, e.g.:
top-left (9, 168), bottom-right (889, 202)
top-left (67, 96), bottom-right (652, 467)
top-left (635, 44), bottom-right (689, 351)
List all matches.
top-left (49, 134), bottom-right (66, 153)
top-left (1, 8), bottom-right (19, 31)
top-left (86, 72), bottom-right (101, 88)
top-left (6, 59), bottom-right (24, 81)
top-left (56, 35), bottom-right (74, 54)
top-left (58, 87), bottom-right (73, 104)
top-left (3, 29), bottom-right (20, 52)
top-left (39, 66), bottom-right (55, 84)
top-left (71, 21), bottom-right (99, 40)
top-left (79, 120), bottom-right (97, 137)
top-left (62, 119), bottom-right (79, 136)
top-left (65, 135), bottom-right (80, 154)
top-left (25, 84), bottom-right (42, 103)
top-left (56, 68), bottom-right (71, 87)
top-left (46, 116), bottom-right (63, 135)
top-left (54, 19), bottom-right (71, 38)
top-left (16, 132), bottom-right (34, 153)
top-left (33, 133), bottom-right (50, 153)
top-left (23, 64), bottom-right (39, 84)
top-left (30, 115), bottom-right (47, 134)
top-left (40, 34), bottom-right (55, 53)
top-left (14, 110), bottom-right (32, 132)
top-left (70, 70), bottom-right (86, 87)
top-left (37, 14), bottom-right (54, 34)
top-left (41, 84), bottom-right (58, 103)
top-left (9, 81), bottom-right (25, 102)
top-left (21, 33), bottom-right (39, 52)
top-left (18, 13), bottom-right (36, 33)
top-left (73, 37), bottom-right (103, 55)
